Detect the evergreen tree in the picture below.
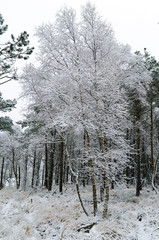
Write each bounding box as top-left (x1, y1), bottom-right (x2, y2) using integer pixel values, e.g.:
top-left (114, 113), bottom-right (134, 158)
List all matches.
top-left (143, 49), bottom-right (159, 191)
top-left (0, 13), bottom-right (33, 132)
top-left (0, 92), bottom-right (16, 132)
top-left (123, 52), bottom-right (151, 196)
top-left (0, 14), bottom-right (34, 84)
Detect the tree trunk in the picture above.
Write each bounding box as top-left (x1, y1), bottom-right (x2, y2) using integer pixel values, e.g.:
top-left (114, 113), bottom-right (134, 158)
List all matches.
top-left (65, 142), bottom-right (88, 216)
top-left (55, 160), bottom-right (59, 185)
top-left (59, 137), bottom-right (64, 193)
top-left (136, 121), bottom-right (141, 196)
top-left (48, 143), bottom-right (55, 191)
top-left (35, 156), bottom-right (41, 187)
top-left (44, 142), bottom-right (48, 189)
top-left (100, 173), bottom-right (105, 202)
top-left (86, 132), bottom-right (97, 216)
top-left (150, 101), bottom-right (155, 189)
top-left (42, 165), bottom-right (45, 186)
top-left (76, 183), bottom-right (89, 216)
top-left (31, 150), bottom-right (36, 188)
top-left (126, 129), bottom-right (130, 186)
top-left (150, 101), bottom-right (154, 173)
top-left (12, 148), bottom-right (19, 189)
top-left (103, 176), bottom-right (109, 218)
top-left (0, 157), bottom-right (4, 189)
top-left (65, 165), bottom-right (69, 183)
top-left (99, 134), bottom-right (110, 218)
top-left (23, 155), bottom-right (28, 191)
top-left (18, 166), bottom-right (21, 188)
top-left (99, 135), bottom-right (105, 202)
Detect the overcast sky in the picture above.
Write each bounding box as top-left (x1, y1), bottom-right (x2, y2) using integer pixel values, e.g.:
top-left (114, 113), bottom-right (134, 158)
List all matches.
top-left (1, 0), bottom-right (159, 122)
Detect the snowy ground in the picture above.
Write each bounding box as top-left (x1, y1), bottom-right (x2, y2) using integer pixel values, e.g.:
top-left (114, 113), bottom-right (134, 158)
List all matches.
top-left (0, 184), bottom-right (159, 240)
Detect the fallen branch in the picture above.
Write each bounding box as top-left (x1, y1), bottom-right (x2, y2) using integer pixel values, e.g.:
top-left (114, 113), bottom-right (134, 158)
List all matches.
top-left (59, 225), bottom-right (67, 240)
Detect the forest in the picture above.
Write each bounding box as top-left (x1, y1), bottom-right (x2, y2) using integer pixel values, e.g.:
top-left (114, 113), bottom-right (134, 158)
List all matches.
top-left (0, 3), bottom-right (159, 235)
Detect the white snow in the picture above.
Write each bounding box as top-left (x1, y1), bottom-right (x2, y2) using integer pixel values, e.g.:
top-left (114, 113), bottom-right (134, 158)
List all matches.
top-left (0, 184), bottom-right (159, 239)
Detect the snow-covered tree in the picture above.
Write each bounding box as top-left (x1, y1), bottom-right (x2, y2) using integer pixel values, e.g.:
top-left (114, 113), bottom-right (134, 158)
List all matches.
top-left (20, 2), bottom-right (147, 217)
top-left (122, 51), bottom-right (151, 196)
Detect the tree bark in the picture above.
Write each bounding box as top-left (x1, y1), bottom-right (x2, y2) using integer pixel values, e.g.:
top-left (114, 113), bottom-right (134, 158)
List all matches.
top-left (100, 173), bottom-right (104, 202)
top-left (44, 141), bottom-right (48, 189)
top-left (136, 121), bottom-right (141, 196)
top-left (23, 155), bottom-right (28, 191)
top-left (31, 150), bottom-right (36, 188)
top-left (103, 176), bottom-right (109, 218)
top-left (35, 156), bottom-right (41, 187)
top-left (48, 143), bottom-right (55, 191)
top-left (18, 166), bottom-right (21, 188)
top-left (86, 132), bottom-right (97, 216)
top-left (150, 101), bottom-right (154, 176)
top-left (65, 142), bottom-right (89, 216)
top-left (59, 137), bottom-right (64, 193)
top-left (0, 157), bottom-right (4, 189)
top-left (12, 148), bottom-right (19, 189)
top-left (42, 165), bottom-right (45, 186)
top-left (76, 183), bottom-right (89, 216)
top-left (99, 134), bottom-right (110, 218)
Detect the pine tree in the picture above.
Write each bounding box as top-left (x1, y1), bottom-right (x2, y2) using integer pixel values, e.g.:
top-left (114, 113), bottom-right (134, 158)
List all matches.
top-left (0, 14), bottom-right (33, 132)
top-left (123, 52), bottom-right (151, 196)
top-left (143, 49), bottom-right (159, 191)
top-left (0, 14), bottom-right (34, 84)
top-left (0, 92), bottom-right (16, 132)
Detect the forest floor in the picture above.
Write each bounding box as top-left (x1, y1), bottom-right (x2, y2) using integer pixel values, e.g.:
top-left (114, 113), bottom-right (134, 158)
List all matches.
top-left (0, 183), bottom-right (159, 240)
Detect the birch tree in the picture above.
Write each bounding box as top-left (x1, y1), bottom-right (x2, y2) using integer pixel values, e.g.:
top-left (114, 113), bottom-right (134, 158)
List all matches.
top-left (20, 2), bottom-right (136, 217)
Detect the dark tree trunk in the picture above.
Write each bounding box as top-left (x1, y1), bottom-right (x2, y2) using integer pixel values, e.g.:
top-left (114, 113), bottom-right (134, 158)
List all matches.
top-left (103, 176), bottom-right (109, 218)
top-left (66, 165), bottom-right (69, 183)
top-left (111, 180), bottom-right (114, 189)
top-left (32, 150), bottom-right (36, 188)
top-left (48, 143), bottom-right (55, 191)
top-left (44, 142), bottom-right (48, 189)
top-left (42, 165), bottom-right (45, 186)
top-left (86, 131), bottom-right (97, 216)
top-left (35, 156), bottom-right (41, 187)
top-left (90, 156), bottom-right (97, 216)
top-left (0, 157), bottom-right (4, 189)
top-left (63, 154), bottom-right (66, 185)
top-left (100, 172), bottom-right (106, 202)
top-left (82, 133), bottom-right (86, 187)
top-left (150, 101), bottom-right (154, 175)
top-left (136, 120), bottom-right (141, 196)
top-left (126, 129), bottom-right (130, 186)
top-left (23, 155), bottom-right (28, 191)
top-left (59, 137), bottom-right (64, 193)
top-left (18, 166), bottom-right (20, 188)
top-left (55, 161), bottom-right (59, 185)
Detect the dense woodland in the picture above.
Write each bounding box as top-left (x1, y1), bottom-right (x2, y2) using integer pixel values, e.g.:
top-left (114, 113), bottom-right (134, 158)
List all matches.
top-left (1, 2), bottom-right (159, 219)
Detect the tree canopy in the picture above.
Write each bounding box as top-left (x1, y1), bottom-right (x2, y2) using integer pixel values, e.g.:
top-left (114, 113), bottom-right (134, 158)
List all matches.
top-left (0, 13), bottom-right (34, 85)
top-left (0, 13), bottom-right (33, 132)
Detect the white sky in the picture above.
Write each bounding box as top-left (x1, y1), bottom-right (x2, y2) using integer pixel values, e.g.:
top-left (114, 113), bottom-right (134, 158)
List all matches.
top-left (0, 0), bottom-right (159, 122)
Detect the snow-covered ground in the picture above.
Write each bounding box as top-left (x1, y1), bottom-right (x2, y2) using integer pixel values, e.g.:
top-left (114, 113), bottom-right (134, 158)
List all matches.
top-left (0, 184), bottom-right (159, 240)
